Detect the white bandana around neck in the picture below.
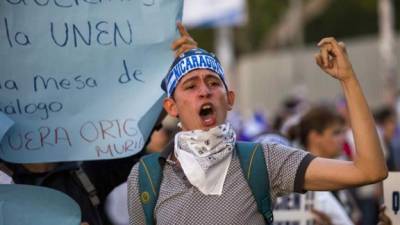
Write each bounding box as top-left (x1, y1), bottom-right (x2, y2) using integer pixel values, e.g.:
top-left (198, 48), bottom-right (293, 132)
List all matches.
top-left (174, 122), bottom-right (236, 195)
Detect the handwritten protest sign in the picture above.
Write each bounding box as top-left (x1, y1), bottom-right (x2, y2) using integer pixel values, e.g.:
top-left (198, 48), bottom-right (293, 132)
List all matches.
top-left (0, 0), bottom-right (183, 163)
top-left (0, 184), bottom-right (81, 225)
top-left (383, 172), bottom-right (400, 224)
top-left (273, 192), bottom-right (315, 225)
top-left (0, 112), bottom-right (14, 142)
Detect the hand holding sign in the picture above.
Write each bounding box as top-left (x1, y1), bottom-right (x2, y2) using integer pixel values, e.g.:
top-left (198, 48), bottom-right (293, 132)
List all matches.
top-left (172, 22), bottom-right (198, 57)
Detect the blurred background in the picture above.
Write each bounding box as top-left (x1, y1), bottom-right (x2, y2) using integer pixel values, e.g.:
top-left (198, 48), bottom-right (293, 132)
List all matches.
top-left (176, 2), bottom-right (400, 224)
top-left (182, 0), bottom-right (400, 119)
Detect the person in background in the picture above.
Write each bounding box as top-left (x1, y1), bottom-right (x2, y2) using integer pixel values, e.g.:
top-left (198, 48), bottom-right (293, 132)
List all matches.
top-left (287, 105), bottom-right (361, 224)
top-left (240, 111), bottom-right (270, 141)
top-left (146, 119), bottom-right (179, 153)
top-left (374, 106), bottom-right (400, 171)
top-left (2, 156), bottom-right (143, 225)
top-left (272, 96), bottom-right (309, 136)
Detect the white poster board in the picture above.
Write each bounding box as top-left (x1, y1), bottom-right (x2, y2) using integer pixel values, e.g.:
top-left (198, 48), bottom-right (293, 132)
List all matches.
top-left (273, 192), bottom-right (315, 225)
top-left (383, 172), bottom-right (400, 224)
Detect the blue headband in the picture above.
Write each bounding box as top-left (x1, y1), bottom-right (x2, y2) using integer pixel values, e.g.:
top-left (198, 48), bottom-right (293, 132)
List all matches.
top-left (161, 48), bottom-right (227, 97)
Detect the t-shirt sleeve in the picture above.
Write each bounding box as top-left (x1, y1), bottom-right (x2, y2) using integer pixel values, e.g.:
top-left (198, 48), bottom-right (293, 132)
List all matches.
top-left (127, 164), bottom-right (146, 225)
top-left (263, 143), bottom-right (315, 202)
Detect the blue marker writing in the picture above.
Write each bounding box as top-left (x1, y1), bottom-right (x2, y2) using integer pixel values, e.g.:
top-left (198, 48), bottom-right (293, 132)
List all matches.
top-left (393, 191), bottom-right (399, 215)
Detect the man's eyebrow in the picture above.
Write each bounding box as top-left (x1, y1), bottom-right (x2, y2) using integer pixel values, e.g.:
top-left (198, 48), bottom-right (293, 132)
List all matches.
top-left (206, 75), bottom-right (221, 80)
top-left (181, 76), bottom-right (199, 85)
top-left (180, 73), bottom-right (220, 86)
top-left (205, 74), bottom-right (222, 82)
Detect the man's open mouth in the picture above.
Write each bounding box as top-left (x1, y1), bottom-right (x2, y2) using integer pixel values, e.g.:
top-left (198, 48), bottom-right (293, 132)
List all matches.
top-left (199, 103), bottom-right (216, 126)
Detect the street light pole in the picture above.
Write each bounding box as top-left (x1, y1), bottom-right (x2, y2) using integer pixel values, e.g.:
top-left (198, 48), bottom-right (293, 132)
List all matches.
top-left (378, 0), bottom-right (397, 105)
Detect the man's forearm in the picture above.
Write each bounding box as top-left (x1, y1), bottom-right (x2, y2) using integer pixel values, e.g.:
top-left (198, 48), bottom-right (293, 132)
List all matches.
top-left (341, 73), bottom-right (388, 182)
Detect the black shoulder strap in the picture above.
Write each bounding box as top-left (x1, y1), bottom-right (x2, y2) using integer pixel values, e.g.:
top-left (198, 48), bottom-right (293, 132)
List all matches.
top-left (74, 167), bottom-right (100, 207)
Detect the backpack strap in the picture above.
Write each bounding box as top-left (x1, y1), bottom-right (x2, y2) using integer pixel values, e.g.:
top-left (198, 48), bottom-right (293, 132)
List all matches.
top-left (138, 153), bottom-right (162, 225)
top-left (74, 167), bottom-right (100, 207)
top-left (236, 141), bottom-right (274, 224)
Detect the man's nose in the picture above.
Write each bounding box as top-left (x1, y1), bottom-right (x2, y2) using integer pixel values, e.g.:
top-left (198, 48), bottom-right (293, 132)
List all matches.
top-left (198, 83), bottom-right (211, 97)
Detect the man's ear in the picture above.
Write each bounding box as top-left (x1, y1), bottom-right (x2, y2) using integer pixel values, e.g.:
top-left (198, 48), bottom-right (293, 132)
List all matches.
top-left (163, 97), bottom-right (179, 118)
top-left (226, 90), bottom-right (235, 111)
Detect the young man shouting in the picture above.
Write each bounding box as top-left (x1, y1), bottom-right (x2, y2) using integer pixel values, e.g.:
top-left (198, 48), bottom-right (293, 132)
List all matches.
top-left (128, 26), bottom-right (387, 224)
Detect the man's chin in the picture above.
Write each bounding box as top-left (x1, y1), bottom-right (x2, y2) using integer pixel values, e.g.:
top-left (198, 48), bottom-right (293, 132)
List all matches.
top-left (181, 119), bottom-right (223, 132)
top-left (200, 117), bottom-right (217, 128)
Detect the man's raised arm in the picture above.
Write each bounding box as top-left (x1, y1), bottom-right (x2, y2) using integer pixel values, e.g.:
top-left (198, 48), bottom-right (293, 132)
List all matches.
top-left (303, 37), bottom-right (388, 190)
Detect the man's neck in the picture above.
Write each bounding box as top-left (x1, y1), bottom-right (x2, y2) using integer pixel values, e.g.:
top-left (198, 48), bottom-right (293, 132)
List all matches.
top-left (169, 151), bottom-right (181, 167)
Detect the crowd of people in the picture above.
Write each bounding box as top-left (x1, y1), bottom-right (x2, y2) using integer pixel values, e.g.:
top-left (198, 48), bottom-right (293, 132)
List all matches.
top-left (228, 97), bottom-right (399, 225)
top-left (0, 23), bottom-right (397, 225)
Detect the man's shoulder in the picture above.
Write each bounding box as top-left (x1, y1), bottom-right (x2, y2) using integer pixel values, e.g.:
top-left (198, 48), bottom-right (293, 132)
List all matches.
top-left (259, 142), bottom-right (305, 154)
top-left (127, 153), bottom-right (163, 186)
top-left (128, 163), bottom-right (140, 184)
top-left (234, 141), bottom-right (293, 154)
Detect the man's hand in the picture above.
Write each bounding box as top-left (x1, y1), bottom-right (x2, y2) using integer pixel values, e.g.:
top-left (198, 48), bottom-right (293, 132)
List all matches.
top-left (311, 208), bottom-right (333, 225)
top-left (315, 37), bottom-right (354, 82)
top-left (378, 205), bottom-right (392, 225)
top-left (171, 22), bottom-right (198, 57)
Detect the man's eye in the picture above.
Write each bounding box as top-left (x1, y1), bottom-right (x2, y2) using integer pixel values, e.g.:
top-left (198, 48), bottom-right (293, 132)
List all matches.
top-left (210, 81), bottom-right (220, 86)
top-left (185, 85), bottom-right (195, 90)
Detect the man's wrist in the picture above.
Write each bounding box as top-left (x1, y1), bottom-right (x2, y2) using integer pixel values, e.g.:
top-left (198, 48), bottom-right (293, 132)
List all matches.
top-left (340, 70), bottom-right (358, 87)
